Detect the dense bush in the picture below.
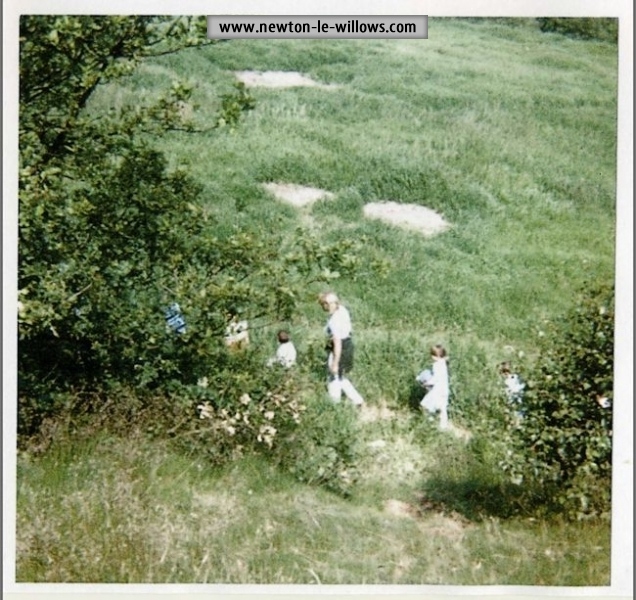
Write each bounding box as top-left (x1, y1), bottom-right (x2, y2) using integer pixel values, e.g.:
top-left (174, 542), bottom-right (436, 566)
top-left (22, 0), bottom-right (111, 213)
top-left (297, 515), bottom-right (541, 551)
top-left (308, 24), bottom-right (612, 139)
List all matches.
top-left (18, 16), bottom-right (374, 440)
top-left (274, 397), bottom-right (361, 496)
top-left (156, 360), bottom-right (361, 496)
top-left (184, 364), bottom-right (305, 457)
top-left (502, 283), bottom-right (614, 519)
top-left (537, 18), bottom-right (618, 43)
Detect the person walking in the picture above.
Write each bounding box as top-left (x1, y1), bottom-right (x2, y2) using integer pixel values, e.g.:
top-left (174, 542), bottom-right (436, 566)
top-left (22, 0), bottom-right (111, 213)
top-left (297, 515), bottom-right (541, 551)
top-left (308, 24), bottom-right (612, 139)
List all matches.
top-left (318, 291), bottom-right (364, 407)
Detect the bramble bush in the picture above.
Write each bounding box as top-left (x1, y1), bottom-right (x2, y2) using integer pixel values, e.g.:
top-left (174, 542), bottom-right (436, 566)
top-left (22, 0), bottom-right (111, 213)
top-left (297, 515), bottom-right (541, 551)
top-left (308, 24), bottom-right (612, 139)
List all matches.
top-left (501, 283), bottom-right (614, 519)
top-left (154, 356), bottom-right (361, 496)
top-left (188, 364), bottom-right (307, 462)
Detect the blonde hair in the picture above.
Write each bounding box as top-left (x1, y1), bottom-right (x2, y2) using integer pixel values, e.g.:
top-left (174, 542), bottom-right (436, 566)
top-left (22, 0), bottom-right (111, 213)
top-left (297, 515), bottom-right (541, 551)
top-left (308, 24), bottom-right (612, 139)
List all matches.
top-left (318, 291), bottom-right (339, 306)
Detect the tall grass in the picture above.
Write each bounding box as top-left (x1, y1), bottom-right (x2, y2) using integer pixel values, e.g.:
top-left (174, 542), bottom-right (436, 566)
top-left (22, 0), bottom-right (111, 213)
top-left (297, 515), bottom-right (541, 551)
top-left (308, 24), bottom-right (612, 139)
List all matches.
top-left (18, 18), bottom-right (617, 584)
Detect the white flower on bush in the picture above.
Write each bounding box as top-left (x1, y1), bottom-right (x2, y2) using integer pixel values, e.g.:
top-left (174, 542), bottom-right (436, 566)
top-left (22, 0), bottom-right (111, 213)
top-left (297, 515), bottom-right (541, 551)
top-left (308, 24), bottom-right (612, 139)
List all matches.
top-left (339, 470), bottom-right (353, 485)
top-left (258, 425), bottom-right (277, 447)
top-left (264, 411), bottom-right (275, 420)
top-left (268, 393), bottom-right (284, 407)
top-left (240, 393), bottom-right (251, 405)
top-left (197, 377), bottom-right (209, 388)
top-left (197, 401), bottom-right (214, 419)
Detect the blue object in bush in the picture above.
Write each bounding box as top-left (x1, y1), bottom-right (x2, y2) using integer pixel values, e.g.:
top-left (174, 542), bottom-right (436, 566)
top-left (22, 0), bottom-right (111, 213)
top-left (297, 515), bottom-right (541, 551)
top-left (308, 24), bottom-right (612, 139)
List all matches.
top-left (165, 302), bottom-right (186, 334)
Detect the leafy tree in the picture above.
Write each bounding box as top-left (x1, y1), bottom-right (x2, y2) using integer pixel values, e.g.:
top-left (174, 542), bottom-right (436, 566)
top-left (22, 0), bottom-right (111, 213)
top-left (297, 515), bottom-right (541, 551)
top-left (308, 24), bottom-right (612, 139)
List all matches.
top-left (18, 16), bottom-right (372, 437)
top-left (501, 283), bottom-right (614, 518)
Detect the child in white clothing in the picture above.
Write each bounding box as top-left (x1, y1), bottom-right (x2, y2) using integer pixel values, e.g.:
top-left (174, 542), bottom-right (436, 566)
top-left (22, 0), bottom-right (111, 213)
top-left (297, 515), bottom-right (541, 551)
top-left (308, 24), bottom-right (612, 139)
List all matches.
top-left (267, 329), bottom-right (297, 368)
top-left (499, 361), bottom-right (525, 418)
top-left (419, 344), bottom-right (450, 429)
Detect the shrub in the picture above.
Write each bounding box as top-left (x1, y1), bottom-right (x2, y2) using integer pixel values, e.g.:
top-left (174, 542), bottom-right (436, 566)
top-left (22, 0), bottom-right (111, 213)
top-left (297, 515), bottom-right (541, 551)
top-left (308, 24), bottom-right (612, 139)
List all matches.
top-left (191, 364), bottom-right (305, 460)
top-left (273, 396), bottom-right (362, 496)
top-left (536, 18), bottom-right (618, 43)
top-left (164, 360), bottom-right (361, 496)
top-left (501, 283), bottom-right (614, 519)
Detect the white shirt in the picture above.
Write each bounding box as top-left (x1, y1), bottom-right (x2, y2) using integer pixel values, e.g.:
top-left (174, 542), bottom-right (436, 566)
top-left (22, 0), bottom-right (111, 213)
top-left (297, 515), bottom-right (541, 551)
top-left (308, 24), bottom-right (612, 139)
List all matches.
top-left (326, 305), bottom-right (352, 339)
top-left (275, 341), bottom-right (297, 368)
top-left (504, 374), bottom-right (525, 400)
top-left (431, 358), bottom-right (449, 395)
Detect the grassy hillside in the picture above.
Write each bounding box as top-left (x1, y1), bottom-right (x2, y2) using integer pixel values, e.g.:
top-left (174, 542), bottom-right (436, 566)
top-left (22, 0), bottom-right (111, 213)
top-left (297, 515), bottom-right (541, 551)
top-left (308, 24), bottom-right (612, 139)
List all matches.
top-left (17, 18), bottom-right (617, 584)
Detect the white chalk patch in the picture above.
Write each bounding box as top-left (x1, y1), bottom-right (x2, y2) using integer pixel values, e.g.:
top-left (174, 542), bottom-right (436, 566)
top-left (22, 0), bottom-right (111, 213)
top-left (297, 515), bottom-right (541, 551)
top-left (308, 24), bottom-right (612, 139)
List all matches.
top-left (234, 71), bottom-right (338, 89)
top-left (363, 201), bottom-right (450, 236)
top-left (262, 182), bottom-right (335, 208)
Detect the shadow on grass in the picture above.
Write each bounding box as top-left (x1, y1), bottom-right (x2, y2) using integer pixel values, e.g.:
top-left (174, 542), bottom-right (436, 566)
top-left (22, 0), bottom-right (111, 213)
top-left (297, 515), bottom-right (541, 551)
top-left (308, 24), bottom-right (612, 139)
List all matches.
top-left (413, 433), bottom-right (555, 522)
top-left (416, 474), bottom-right (554, 522)
top-left (406, 381), bottom-right (425, 411)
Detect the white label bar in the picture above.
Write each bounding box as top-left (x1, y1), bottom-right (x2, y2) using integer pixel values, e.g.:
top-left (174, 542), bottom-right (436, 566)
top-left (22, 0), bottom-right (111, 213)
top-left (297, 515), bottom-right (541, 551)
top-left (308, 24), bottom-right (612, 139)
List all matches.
top-left (208, 15), bottom-right (428, 39)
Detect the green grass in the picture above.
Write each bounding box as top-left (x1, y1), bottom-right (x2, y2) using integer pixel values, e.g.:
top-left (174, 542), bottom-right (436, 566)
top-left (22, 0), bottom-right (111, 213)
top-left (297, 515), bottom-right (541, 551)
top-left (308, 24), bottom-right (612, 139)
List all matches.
top-left (16, 429), bottom-right (611, 584)
top-left (18, 18), bottom-right (616, 584)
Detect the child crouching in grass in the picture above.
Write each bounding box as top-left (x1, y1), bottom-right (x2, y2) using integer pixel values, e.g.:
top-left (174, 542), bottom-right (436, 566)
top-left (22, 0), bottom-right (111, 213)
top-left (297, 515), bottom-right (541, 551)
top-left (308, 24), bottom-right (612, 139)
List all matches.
top-left (418, 344), bottom-right (450, 430)
top-left (267, 329), bottom-right (297, 368)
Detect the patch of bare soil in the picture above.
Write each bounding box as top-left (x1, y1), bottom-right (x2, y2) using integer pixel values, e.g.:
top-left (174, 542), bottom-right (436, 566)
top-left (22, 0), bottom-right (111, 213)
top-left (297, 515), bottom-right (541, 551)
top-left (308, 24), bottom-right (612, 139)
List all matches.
top-left (363, 201), bottom-right (450, 236)
top-left (359, 399), bottom-right (397, 423)
top-left (262, 182), bottom-right (335, 208)
top-left (234, 71), bottom-right (338, 89)
top-left (384, 499), bottom-right (419, 519)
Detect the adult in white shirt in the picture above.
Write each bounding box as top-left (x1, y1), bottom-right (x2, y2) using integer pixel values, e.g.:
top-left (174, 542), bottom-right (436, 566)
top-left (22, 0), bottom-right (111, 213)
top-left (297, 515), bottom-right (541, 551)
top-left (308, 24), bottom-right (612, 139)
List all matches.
top-left (318, 291), bottom-right (364, 406)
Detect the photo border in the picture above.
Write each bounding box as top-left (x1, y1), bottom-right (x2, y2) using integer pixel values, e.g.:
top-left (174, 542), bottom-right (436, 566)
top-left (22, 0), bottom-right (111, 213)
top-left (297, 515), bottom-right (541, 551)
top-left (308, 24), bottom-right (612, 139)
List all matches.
top-left (3, 1), bottom-right (632, 598)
